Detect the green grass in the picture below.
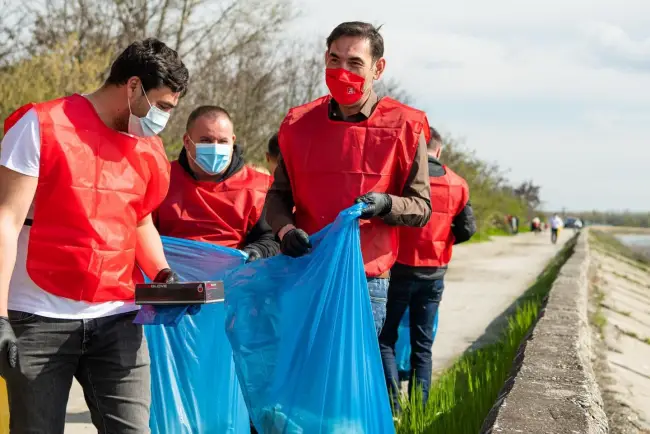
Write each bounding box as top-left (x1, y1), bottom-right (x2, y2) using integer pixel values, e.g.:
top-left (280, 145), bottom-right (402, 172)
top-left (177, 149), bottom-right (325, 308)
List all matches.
top-left (600, 302), bottom-right (631, 318)
top-left (591, 285), bottom-right (608, 338)
top-left (467, 222), bottom-right (533, 244)
top-left (615, 326), bottom-right (650, 346)
top-left (612, 271), bottom-right (645, 286)
top-left (467, 227), bottom-right (513, 244)
top-left (394, 233), bottom-right (577, 434)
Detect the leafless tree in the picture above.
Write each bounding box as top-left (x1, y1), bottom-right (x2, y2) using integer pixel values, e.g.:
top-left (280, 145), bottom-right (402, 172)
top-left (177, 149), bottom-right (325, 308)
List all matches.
top-left (7, 0), bottom-right (416, 163)
top-left (0, 0), bottom-right (29, 65)
top-left (375, 76), bottom-right (413, 105)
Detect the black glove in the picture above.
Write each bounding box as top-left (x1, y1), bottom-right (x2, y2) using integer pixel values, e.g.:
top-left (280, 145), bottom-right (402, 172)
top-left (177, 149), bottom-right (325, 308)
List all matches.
top-left (153, 268), bottom-right (180, 284)
top-left (280, 228), bottom-right (312, 258)
top-left (355, 192), bottom-right (393, 219)
top-left (243, 246), bottom-right (262, 263)
top-left (152, 269), bottom-right (200, 315)
top-left (0, 317), bottom-right (18, 371)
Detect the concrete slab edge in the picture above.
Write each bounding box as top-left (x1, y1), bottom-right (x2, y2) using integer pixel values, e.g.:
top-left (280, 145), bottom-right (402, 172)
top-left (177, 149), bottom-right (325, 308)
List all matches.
top-left (481, 230), bottom-right (609, 434)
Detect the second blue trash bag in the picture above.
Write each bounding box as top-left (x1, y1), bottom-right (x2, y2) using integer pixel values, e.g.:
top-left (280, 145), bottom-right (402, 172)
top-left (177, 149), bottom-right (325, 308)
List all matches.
top-left (396, 308), bottom-right (440, 374)
top-left (142, 236), bottom-right (250, 434)
top-left (224, 204), bottom-right (395, 434)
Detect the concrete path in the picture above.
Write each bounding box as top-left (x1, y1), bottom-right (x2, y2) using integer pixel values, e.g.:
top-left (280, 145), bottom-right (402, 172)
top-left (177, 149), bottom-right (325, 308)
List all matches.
top-left (432, 228), bottom-right (573, 371)
top-left (63, 229), bottom-right (573, 432)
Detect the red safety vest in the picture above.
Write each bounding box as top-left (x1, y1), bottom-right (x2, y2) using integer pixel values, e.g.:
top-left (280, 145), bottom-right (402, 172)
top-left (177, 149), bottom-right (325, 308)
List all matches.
top-left (155, 162), bottom-right (270, 248)
top-left (279, 95), bottom-right (429, 277)
top-left (3, 94), bottom-right (171, 303)
top-left (397, 166), bottom-right (469, 267)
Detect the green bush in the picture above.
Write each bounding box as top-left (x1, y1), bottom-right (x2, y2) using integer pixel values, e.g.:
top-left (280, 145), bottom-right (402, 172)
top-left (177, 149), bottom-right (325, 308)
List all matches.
top-left (0, 36), bottom-right (112, 140)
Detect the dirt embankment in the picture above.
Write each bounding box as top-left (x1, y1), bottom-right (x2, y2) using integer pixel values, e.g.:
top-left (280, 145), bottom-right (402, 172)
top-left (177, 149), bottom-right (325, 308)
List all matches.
top-left (589, 231), bottom-right (650, 433)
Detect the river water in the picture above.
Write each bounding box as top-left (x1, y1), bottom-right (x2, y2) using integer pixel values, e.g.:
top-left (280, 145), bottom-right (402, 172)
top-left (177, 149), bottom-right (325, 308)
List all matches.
top-left (616, 234), bottom-right (650, 256)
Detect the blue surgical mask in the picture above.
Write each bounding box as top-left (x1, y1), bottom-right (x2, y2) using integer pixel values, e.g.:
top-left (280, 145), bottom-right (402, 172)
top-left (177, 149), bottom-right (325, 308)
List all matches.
top-left (128, 84), bottom-right (170, 137)
top-left (190, 141), bottom-right (233, 175)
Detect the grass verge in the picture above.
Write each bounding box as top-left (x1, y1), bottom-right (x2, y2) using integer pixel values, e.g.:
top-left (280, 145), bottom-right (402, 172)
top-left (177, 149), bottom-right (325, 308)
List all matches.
top-left (394, 233), bottom-right (578, 434)
top-left (591, 285), bottom-right (608, 338)
top-left (467, 227), bottom-right (519, 244)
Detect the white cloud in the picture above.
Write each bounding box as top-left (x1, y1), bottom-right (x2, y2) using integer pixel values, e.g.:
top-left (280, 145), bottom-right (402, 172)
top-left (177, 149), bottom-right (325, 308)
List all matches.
top-left (582, 22), bottom-right (650, 71)
top-left (290, 0), bottom-right (650, 211)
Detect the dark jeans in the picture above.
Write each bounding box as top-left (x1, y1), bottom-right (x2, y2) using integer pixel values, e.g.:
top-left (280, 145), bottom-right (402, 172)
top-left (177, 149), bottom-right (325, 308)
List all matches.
top-left (551, 228), bottom-right (559, 244)
top-left (1, 311), bottom-right (150, 434)
top-left (378, 277), bottom-right (444, 413)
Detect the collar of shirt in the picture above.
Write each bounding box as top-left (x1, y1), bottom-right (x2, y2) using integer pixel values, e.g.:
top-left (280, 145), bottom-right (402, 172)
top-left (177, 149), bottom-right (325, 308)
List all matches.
top-left (427, 155), bottom-right (447, 177)
top-left (328, 90), bottom-right (379, 122)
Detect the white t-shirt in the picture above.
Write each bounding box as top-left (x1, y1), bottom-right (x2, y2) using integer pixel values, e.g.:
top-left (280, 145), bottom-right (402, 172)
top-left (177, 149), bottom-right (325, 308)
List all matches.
top-left (0, 108), bottom-right (139, 319)
top-left (550, 216), bottom-right (564, 229)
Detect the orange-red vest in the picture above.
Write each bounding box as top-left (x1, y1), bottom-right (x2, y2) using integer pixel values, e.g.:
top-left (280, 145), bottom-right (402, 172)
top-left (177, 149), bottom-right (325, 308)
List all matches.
top-left (279, 96), bottom-right (429, 277)
top-left (4, 94), bottom-right (171, 302)
top-left (155, 162), bottom-right (270, 248)
top-left (397, 166), bottom-right (469, 267)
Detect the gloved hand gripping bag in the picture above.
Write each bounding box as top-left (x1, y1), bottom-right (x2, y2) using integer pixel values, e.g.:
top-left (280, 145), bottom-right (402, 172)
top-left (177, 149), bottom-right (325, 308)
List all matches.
top-left (143, 235), bottom-right (250, 434)
top-left (224, 204), bottom-right (395, 434)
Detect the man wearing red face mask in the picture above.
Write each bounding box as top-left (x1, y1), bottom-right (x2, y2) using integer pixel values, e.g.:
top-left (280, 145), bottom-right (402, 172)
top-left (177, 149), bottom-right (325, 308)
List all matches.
top-left (265, 21), bottom-right (432, 335)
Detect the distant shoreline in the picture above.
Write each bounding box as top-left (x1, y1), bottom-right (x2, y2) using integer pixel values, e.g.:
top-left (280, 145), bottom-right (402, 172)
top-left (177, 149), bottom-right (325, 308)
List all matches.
top-left (593, 226), bottom-right (650, 235)
top-left (614, 231), bottom-right (650, 257)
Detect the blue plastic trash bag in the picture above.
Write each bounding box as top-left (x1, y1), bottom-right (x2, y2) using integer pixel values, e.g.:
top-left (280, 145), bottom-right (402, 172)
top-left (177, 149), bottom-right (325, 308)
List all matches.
top-left (224, 204), bottom-right (395, 434)
top-left (396, 308), bottom-right (440, 374)
top-left (141, 236), bottom-right (250, 434)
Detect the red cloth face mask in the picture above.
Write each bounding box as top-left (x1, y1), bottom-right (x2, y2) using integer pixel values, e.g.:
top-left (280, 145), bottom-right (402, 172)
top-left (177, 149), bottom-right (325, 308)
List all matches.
top-left (325, 68), bottom-right (366, 106)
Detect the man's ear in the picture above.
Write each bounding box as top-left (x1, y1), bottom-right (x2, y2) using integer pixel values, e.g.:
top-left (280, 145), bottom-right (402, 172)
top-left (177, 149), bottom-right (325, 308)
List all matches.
top-left (126, 76), bottom-right (141, 99)
top-left (373, 57), bottom-right (386, 80)
top-left (182, 133), bottom-right (191, 151)
top-left (232, 134), bottom-right (237, 144)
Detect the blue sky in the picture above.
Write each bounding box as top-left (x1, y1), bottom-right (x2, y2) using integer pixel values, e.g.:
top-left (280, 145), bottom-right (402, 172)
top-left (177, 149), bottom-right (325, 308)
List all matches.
top-left (290, 0), bottom-right (650, 212)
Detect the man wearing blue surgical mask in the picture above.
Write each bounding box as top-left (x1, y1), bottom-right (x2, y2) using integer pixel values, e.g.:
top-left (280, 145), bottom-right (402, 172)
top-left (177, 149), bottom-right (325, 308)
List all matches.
top-left (0, 38), bottom-right (188, 433)
top-left (154, 106), bottom-right (279, 263)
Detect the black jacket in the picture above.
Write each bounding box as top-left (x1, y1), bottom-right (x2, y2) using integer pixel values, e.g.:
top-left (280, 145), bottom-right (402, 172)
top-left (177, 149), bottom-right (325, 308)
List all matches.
top-left (177, 146), bottom-right (280, 258)
top-left (391, 156), bottom-right (476, 280)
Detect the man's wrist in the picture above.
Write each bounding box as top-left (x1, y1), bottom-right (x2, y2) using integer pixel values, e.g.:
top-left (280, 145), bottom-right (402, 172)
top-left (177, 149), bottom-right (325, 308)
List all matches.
top-left (0, 299), bottom-right (9, 317)
top-left (278, 224), bottom-right (296, 240)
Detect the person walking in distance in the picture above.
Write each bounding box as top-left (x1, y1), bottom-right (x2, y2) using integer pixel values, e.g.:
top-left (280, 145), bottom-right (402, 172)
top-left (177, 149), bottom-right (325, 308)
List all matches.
top-left (550, 213), bottom-right (563, 244)
top-left (265, 21), bottom-right (433, 335)
top-left (378, 127), bottom-right (476, 414)
top-left (0, 39), bottom-right (188, 434)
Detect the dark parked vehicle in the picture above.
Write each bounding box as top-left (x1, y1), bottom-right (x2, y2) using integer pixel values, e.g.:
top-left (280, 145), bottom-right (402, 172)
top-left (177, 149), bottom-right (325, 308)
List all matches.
top-left (564, 217), bottom-right (577, 229)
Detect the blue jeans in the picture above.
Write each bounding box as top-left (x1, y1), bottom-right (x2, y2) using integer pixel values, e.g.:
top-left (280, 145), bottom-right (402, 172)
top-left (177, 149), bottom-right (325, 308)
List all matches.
top-left (378, 277), bottom-right (444, 412)
top-left (367, 277), bottom-right (389, 335)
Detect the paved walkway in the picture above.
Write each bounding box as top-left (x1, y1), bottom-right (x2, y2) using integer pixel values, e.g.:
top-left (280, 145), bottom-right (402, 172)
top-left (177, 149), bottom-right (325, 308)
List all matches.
top-left (63, 229), bottom-right (573, 432)
top-left (432, 229), bottom-right (573, 371)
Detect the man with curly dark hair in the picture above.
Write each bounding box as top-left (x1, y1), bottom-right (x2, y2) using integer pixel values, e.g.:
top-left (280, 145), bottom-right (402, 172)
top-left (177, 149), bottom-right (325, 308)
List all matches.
top-left (0, 38), bottom-right (189, 433)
